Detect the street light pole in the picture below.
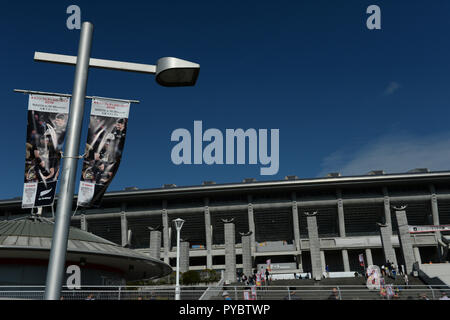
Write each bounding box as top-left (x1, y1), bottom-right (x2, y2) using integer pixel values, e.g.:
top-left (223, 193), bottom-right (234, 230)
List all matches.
top-left (176, 226), bottom-right (181, 300)
top-left (44, 21), bottom-right (93, 300)
top-left (35, 22), bottom-right (199, 300)
top-left (174, 218), bottom-right (185, 300)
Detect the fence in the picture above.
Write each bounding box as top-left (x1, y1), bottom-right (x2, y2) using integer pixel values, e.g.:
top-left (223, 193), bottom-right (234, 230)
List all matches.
top-left (0, 286), bottom-right (203, 300)
top-left (0, 285), bottom-right (448, 300)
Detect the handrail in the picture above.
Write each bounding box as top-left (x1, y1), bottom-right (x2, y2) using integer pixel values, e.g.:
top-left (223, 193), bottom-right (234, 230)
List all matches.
top-left (0, 284), bottom-right (447, 289)
top-left (199, 278), bottom-right (224, 300)
top-left (0, 284), bottom-right (448, 300)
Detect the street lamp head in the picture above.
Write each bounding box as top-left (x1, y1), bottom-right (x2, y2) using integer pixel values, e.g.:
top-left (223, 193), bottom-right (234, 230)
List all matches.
top-left (156, 57), bottom-right (200, 87)
top-left (173, 218), bottom-right (185, 231)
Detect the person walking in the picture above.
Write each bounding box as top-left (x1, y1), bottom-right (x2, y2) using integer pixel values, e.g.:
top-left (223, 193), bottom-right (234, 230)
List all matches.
top-left (222, 291), bottom-right (233, 300)
top-left (265, 268), bottom-right (270, 285)
top-left (242, 274), bottom-right (248, 285)
top-left (85, 293), bottom-right (95, 300)
top-left (439, 292), bottom-right (450, 300)
top-left (327, 288), bottom-right (340, 300)
top-left (419, 294), bottom-right (430, 300)
top-left (386, 262), bottom-right (391, 278)
top-left (284, 287), bottom-right (301, 300)
top-left (222, 291), bottom-right (232, 300)
top-left (250, 269), bottom-right (257, 285)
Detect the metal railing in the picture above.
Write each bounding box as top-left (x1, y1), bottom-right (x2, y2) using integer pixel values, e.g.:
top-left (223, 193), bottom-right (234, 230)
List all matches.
top-left (0, 284), bottom-right (448, 300)
top-left (199, 278), bottom-right (225, 300)
top-left (216, 284), bottom-right (450, 301)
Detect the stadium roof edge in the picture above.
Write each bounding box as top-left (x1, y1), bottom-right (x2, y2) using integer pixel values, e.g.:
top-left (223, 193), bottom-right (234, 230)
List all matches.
top-left (2, 170), bottom-right (450, 206)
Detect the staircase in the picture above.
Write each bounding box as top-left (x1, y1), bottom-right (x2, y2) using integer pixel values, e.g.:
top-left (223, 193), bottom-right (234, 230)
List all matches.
top-left (418, 263), bottom-right (450, 287)
top-left (210, 276), bottom-right (428, 300)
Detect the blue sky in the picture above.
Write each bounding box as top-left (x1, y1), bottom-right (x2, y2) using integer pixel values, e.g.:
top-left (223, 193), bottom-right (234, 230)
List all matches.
top-left (1, 0), bottom-right (450, 200)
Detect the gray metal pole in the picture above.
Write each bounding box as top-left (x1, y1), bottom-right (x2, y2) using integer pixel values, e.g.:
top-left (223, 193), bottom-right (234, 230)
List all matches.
top-left (175, 228), bottom-right (181, 300)
top-left (44, 21), bottom-right (93, 300)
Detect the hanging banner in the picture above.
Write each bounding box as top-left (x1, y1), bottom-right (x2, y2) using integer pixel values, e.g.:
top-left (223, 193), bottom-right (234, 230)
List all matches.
top-left (256, 272), bottom-right (261, 287)
top-left (366, 265), bottom-right (381, 290)
top-left (251, 285), bottom-right (257, 298)
top-left (408, 225), bottom-right (450, 233)
top-left (266, 259), bottom-right (272, 272)
top-left (77, 98), bottom-right (130, 207)
top-left (358, 253), bottom-right (365, 267)
top-left (22, 94), bottom-right (70, 208)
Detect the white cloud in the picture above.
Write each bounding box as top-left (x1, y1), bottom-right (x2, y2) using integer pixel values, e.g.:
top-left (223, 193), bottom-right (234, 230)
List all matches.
top-left (383, 81), bottom-right (401, 95)
top-left (318, 132), bottom-right (450, 176)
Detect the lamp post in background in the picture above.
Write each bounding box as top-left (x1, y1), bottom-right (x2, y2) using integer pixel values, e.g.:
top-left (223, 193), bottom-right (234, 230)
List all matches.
top-left (36, 21), bottom-right (200, 300)
top-left (173, 218), bottom-right (185, 300)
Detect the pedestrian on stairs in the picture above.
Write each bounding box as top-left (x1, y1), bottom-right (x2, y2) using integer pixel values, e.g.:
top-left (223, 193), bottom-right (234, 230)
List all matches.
top-left (265, 268), bottom-right (270, 285)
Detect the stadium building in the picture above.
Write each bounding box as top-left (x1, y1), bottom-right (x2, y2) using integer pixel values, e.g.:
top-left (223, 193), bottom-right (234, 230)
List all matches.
top-left (1, 168), bottom-right (449, 282)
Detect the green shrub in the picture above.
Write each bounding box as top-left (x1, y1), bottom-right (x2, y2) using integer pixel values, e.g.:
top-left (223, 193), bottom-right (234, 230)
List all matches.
top-left (181, 270), bottom-right (201, 285)
top-left (199, 269), bottom-right (219, 283)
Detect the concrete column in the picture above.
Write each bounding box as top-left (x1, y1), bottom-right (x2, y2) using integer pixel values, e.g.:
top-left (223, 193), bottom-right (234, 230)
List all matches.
top-left (395, 209), bottom-right (417, 274)
top-left (291, 192), bottom-right (301, 251)
top-left (305, 212), bottom-right (322, 280)
top-left (379, 223), bottom-right (397, 265)
top-left (292, 192), bottom-right (303, 272)
top-left (241, 233), bottom-right (253, 277)
top-left (224, 221), bottom-right (236, 284)
top-left (382, 187), bottom-right (392, 226)
top-left (336, 190), bottom-right (346, 237)
top-left (430, 185), bottom-right (440, 225)
top-left (179, 241), bottom-right (190, 273)
top-left (342, 249), bottom-right (350, 272)
top-left (430, 185), bottom-right (443, 260)
top-left (162, 200), bottom-right (170, 264)
top-left (120, 212), bottom-right (128, 247)
top-left (414, 247), bottom-right (422, 265)
top-left (149, 230), bottom-right (162, 259)
top-left (320, 250), bottom-right (326, 273)
top-left (80, 214), bottom-right (88, 232)
top-left (380, 188), bottom-right (397, 265)
top-left (247, 195), bottom-right (256, 254)
top-left (365, 248), bottom-right (374, 266)
top-left (204, 198), bottom-right (213, 269)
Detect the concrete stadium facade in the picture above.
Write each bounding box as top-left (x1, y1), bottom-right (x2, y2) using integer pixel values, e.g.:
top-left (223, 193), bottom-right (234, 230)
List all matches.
top-left (1, 169), bottom-right (450, 280)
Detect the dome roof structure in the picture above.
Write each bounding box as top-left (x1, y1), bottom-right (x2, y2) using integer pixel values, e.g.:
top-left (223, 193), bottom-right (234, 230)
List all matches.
top-left (0, 218), bottom-right (172, 281)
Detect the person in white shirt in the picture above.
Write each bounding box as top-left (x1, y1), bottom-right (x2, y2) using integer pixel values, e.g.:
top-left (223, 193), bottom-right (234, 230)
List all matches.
top-left (439, 292), bottom-right (450, 300)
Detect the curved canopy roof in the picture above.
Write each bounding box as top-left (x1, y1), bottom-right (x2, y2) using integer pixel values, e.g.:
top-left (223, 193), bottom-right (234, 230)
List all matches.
top-left (0, 219), bottom-right (112, 245)
top-left (0, 218), bottom-right (172, 281)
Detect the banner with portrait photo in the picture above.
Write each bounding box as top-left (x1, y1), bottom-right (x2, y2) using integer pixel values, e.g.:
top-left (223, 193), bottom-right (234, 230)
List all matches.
top-left (22, 94), bottom-right (70, 208)
top-left (77, 98), bottom-right (130, 207)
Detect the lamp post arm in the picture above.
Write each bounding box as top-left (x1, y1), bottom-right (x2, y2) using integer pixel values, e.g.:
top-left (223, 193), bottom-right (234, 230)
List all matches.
top-left (34, 52), bottom-right (156, 74)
